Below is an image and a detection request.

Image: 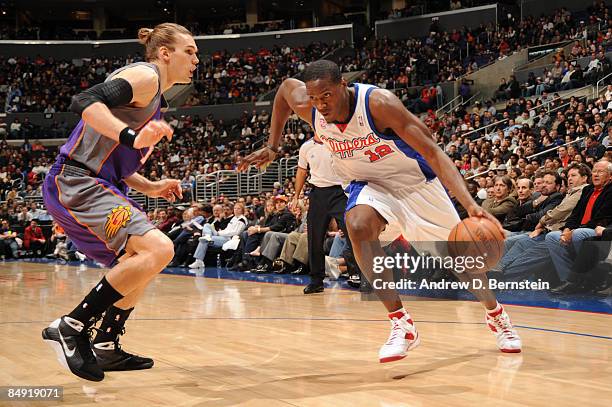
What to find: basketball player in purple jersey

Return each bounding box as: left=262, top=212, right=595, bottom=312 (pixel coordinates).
left=241, top=60, right=521, bottom=363
left=42, top=23, right=198, bottom=381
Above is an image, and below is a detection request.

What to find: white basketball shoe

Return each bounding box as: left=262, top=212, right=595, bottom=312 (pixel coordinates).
left=486, top=303, right=522, bottom=353
left=379, top=308, right=420, bottom=363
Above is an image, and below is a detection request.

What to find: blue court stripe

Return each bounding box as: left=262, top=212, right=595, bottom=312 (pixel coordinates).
left=7, top=258, right=612, bottom=315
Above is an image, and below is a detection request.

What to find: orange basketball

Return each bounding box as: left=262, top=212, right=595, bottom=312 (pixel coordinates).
left=447, top=217, right=504, bottom=274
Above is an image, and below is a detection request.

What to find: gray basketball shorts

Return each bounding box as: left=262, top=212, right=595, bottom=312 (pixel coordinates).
left=43, top=165, right=155, bottom=267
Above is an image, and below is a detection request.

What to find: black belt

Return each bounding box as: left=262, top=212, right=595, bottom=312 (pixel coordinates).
left=52, top=158, right=92, bottom=177
left=63, top=158, right=91, bottom=172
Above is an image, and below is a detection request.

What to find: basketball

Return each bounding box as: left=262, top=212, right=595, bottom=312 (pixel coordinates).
left=447, top=217, right=505, bottom=273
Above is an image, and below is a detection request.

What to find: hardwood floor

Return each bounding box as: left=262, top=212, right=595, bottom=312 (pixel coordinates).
left=0, top=261, right=610, bottom=406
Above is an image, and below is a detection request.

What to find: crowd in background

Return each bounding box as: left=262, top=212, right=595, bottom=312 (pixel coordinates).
left=186, top=42, right=336, bottom=105
left=3, top=3, right=611, bottom=113
left=0, top=55, right=144, bottom=114
left=351, top=5, right=610, bottom=91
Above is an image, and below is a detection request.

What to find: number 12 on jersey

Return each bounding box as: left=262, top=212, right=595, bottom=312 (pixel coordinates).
left=364, top=145, right=394, bottom=162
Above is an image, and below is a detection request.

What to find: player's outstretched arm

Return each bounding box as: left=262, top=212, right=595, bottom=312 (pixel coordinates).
left=70, top=65, right=172, bottom=149
left=124, top=172, right=182, bottom=202
left=238, top=78, right=312, bottom=171
left=368, top=89, right=503, bottom=233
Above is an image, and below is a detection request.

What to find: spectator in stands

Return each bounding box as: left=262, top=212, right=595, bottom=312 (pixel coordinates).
left=250, top=205, right=303, bottom=274
left=17, top=206, right=33, bottom=226
left=585, top=53, right=603, bottom=83
left=29, top=201, right=46, bottom=220
left=482, top=175, right=518, bottom=222
left=169, top=205, right=207, bottom=267
left=558, top=146, right=571, bottom=168
left=560, top=222, right=612, bottom=295
left=49, top=222, right=68, bottom=260
left=24, top=219, right=46, bottom=256
left=188, top=203, right=248, bottom=269
left=545, top=160, right=612, bottom=284
left=516, top=112, right=534, bottom=128
left=602, top=127, right=611, bottom=148
left=507, top=75, right=521, bottom=99
left=583, top=135, right=606, bottom=160
left=502, top=178, right=533, bottom=229
left=251, top=196, right=265, bottom=219
left=209, top=204, right=230, bottom=230
left=275, top=215, right=310, bottom=274
left=494, top=78, right=508, bottom=102
left=496, top=163, right=591, bottom=277
left=504, top=171, right=564, bottom=233
left=236, top=196, right=295, bottom=270
left=0, top=219, right=19, bottom=259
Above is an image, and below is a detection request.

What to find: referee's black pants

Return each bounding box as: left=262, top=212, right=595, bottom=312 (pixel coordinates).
left=307, top=185, right=348, bottom=285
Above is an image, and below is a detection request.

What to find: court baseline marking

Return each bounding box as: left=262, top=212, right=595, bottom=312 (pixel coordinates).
left=1, top=317, right=610, bottom=340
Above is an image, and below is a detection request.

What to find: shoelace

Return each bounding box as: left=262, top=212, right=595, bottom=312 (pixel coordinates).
left=385, top=319, right=405, bottom=345
left=87, top=316, right=128, bottom=355
left=491, top=313, right=517, bottom=339
left=85, top=315, right=102, bottom=341
left=74, top=316, right=103, bottom=364
left=113, top=327, right=127, bottom=354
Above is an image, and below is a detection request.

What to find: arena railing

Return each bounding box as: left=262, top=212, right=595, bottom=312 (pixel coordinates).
left=463, top=91, right=589, bottom=144
left=279, top=156, right=299, bottom=180
left=594, top=72, right=612, bottom=99
left=435, top=95, right=462, bottom=117
left=459, top=118, right=510, bottom=142
left=22, top=195, right=44, bottom=206
left=192, top=155, right=298, bottom=202
left=465, top=136, right=587, bottom=181
left=526, top=85, right=593, bottom=115
left=526, top=137, right=585, bottom=161
left=460, top=91, right=482, bottom=107
left=546, top=95, right=588, bottom=116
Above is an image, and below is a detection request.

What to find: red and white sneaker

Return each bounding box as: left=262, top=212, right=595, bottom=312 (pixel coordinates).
left=379, top=308, right=420, bottom=363
left=486, top=303, right=522, bottom=353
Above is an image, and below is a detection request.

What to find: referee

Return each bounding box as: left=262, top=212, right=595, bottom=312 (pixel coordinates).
left=294, top=136, right=348, bottom=294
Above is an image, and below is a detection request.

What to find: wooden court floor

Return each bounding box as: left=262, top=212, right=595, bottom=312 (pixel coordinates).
left=0, top=261, right=611, bottom=407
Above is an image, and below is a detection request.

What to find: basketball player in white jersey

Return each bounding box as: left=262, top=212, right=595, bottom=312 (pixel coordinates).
left=240, top=60, right=521, bottom=363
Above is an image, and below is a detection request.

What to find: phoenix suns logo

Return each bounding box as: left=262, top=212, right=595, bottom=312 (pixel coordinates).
left=104, top=205, right=132, bottom=239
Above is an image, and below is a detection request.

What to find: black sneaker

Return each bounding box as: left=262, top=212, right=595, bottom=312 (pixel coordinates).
left=42, top=316, right=104, bottom=382
left=359, top=279, right=373, bottom=293
left=92, top=329, right=154, bottom=371
left=291, top=265, right=309, bottom=275
left=346, top=274, right=361, bottom=288
left=303, top=282, right=324, bottom=294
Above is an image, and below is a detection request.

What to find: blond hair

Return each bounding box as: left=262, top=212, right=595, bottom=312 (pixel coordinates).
left=137, top=23, right=192, bottom=62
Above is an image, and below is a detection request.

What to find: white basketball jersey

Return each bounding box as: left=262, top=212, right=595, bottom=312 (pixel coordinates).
left=311, top=83, right=436, bottom=192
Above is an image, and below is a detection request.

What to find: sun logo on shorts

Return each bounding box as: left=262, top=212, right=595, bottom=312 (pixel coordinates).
left=104, top=205, right=132, bottom=239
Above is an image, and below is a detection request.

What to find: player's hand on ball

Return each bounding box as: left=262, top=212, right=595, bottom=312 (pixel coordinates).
left=467, top=203, right=504, bottom=236
left=237, top=147, right=277, bottom=172
left=133, top=120, right=174, bottom=149
left=149, top=179, right=183, bottom=202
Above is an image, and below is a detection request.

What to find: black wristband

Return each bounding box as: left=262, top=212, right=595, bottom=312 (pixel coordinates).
left=266, top=143, right=280, bottom=154
left=119, top=127, right=137, bottom=149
